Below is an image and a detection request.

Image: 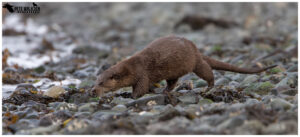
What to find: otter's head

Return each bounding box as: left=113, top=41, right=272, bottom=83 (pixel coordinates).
left=92, top=62, right=134, bottom=97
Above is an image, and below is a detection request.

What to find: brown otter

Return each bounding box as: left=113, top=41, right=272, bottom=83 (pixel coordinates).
left=93, top=35, right=277, bottom=99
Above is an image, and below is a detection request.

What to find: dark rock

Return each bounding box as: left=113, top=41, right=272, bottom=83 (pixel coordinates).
left=39, top=116, right=53, bottom=127
left=157, top=104, right=181, bottom=121
left=125, top=94, right=166, bottom=107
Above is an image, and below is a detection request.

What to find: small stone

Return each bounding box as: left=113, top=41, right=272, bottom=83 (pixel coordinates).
left=198, top=98, right=213, bottom=105
left=24, top=111, right=39, bottom=119
left=74, top=112, right=91, bottom=118
left=287, top=64, right=297, bottom=72
left=157, top=104, right=181, bottom=121
left=270, top=88, right=278, bottom=96
left=53, top=110, right=72, bottom=121
left=215, top=78, right=230, bottom=86
left=126, top=94, right=165, bottom=107
left=275, top=77, right=296, bottom=89
left=111, top=104, right=127, bottom=112
left=239, top=75, right=259, bottom=88
left=232, top=74, right=245, bottom=82
left=281, top=89, right=297, bottom=96
left=245, top=98, right=260, bottom=105
left=78, top=102, right=98, bottom=113
left=271, top=98, right=293, bottom=110
left=44, top=86, right=66, bottom=98
left=229, top=81, right=240, bottom=87
left=217, top=116, right=245, bottom=130
left=262, top=121, right=298, bottom=134
left=111, top=97, right=134, bottom=105
left=194, top=79, right=208, bottom=88
left=55, top=102, right=78, bottom=112
left=178, top=92, right=199, bottom=104
left=39, top=116, right=53, bottom=127
left=15, top=83, right=37, bottom=92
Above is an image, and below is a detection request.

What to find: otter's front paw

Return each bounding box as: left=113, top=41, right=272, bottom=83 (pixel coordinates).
left=132, top=92, right=142, bottom=99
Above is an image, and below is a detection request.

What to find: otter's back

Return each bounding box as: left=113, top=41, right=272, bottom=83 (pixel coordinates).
left=138, top=36, right=198, bottom=81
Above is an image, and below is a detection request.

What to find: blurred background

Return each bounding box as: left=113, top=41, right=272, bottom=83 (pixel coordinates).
left=2, top=3, right=298, bottom=135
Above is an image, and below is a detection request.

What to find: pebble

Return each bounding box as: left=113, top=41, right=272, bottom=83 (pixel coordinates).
left=215, top=78, right=230, bottom=86
left=111, top=97, right=134, bottom=105
left=111, top=104, right=127, bottom=112
left=239, top=75, right=259, bottom=88
left=78, top=102, right=98, bottom=113
left=126, top=94, right=165, bottom=107
left=270, top=98, right=293, bottom=110
left=193, top=79, right=208, bottom=88
left=178, top=92, right=199, bottom=104
left=44, top=86, right=66, bottom=98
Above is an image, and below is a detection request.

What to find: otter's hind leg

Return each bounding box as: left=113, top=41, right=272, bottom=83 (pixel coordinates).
left=194, top=60, right=214, bottom=89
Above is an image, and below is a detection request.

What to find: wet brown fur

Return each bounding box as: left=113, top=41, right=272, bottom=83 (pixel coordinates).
left=93, top=35, right=277, bottom=98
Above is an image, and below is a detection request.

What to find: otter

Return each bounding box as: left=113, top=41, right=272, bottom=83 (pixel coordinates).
left=93, top=35, right=277, bottom=99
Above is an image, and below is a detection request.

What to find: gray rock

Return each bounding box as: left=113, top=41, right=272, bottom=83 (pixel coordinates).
left=92, top=110, right=122, bottom=121
left=193, top=79, right=208, bottom=88
left=229, top=81, right=240, bottom=87
left=262, top=95, right=275, bottom=104
left=275, top=77, right=296, bottom=89
left=53, top=110, right=72, bottom=121
left=111, top=97, right=134, bottom=105
left=17, top=124, right=61, bottom=135
left=69, top=93, right=90, bottom=105
left=73, top=70, right=88, bottom=79
left=245, top=98, right=260, bottom=105
left=3, top=103, right=18, bottom=111
left=146, top=116, right=190, bottom=134
left=15, top=83, right=37, bottom=92
left=62, top=119, right=92, bottom=134
left=9, top=119, right=38, bottom=132
left=24, top=111, right=39, bottom=119
left=270, top=88, right=278, bottom=96
left=74, top=112, right=91, bottom=118
left=281, top=89, right=297, bottom=96
left=78, top=102, right=98, bottom=113
left=293, top=94, right=298, bottom=104
left=239, top=75, right=259, bottom=88
left=271, top=98, right=293, bottom=110
left=234, top=120, right=265, bottom=134
left=126, top=94, right=165, bottom=107
left=232, top=74, right=246, bottom=82
left=55, top=102, right=78, bottom=112
left=243, top=81, right=274, bottom=95
left=111, top=104, right=127, bottom=112
left=157, top=104, right=181, bottom=121
left=178, top=92, right=199, bottom=104
left=39, top=116, right=53, bottom=127
left=262, top=120, right=298, bottom=134
left=44, top=86, right=66, bottom=98
left=287, top=64, right=297, bottom=72
left=177, top=90, right=190, bottom=93
left=198, top=98, right=213, bottom=106
left=217, top=115, right=245, bottom=131
left=215, top=78, right=230, bottom=86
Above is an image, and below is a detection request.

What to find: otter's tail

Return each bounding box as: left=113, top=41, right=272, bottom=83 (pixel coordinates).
left=203, top=55, right=277, bottom=74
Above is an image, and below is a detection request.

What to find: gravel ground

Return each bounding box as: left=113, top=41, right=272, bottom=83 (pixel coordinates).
left=2, top=3, right=298, bottom=135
